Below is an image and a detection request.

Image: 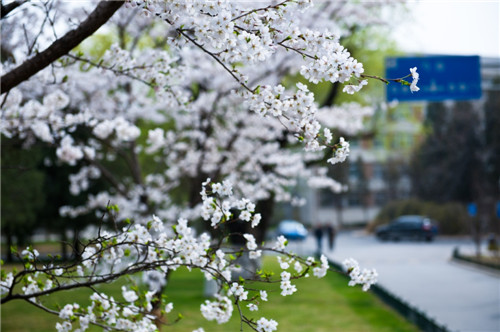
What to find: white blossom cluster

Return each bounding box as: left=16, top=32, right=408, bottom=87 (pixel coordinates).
left=228, top=282, right=248, bottom=301
left=1, top=89, right=68, bottom=141
left=3, top=75, right=348, bottom=224
left=312, top=254, right=329, bottom=278
left=22, top=275, right=53, bottom=301
left=0, top=273, right=14, bottom=296
left=200, top=295, right=233, bottom=324
left=54, top=291, right=158, bottom=332
left=99, top=44, right=189, bottom=112
left=256, top=317, right=279, bottom=332
left=131, top=0, right=365, bottom=88
left=119, top=0, right=406, bottom=157
left=93, top=117, right=141, bottom=142
left=272, top=235, right=288, bottom=251
left=342, top=258, right=378, bottom=291
left=242, top=82, right=324, bottom=151
left=21, top=248, right=40, bottom=260
left=69, top=166, right=101, bottom=196
left=279, top=271, right=297, bottom=296
left=327, top=137, right=350, bottom=165
left=1, top=87, right=143, bottom=168
left=200, top=178, right=262, bottom=229
left=316, top=102, right=375, bottom=136
left=244, top=233, right=262, bottom=259
left=307, top=167, right=346, bottom=193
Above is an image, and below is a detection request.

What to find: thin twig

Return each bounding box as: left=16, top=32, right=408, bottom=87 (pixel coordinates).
left=65, top=54, right=156, bottom=87
left=177, top=29, right=255, bottom=94
left=231, top=0, right=290, bottom=22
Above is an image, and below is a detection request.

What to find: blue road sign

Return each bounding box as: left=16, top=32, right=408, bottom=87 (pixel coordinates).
left=385, top=55, right=482, bottom=102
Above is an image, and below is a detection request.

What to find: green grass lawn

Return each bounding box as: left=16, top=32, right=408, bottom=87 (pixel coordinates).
left=1, top=257, right=418, bottom=332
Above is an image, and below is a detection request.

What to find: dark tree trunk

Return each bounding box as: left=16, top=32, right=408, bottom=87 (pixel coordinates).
left=60, top=229, right=68, bottom=261
left=255, top=194, right=275, bottom=244
left=72, top=228, right=82, bottom=261
left=5, top=231, right=14, bottom=263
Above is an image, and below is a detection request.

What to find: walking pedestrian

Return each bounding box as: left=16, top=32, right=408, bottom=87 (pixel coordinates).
left=325, top=224, right=336, bottom=251
left=313, top=224, right=323, bottom=256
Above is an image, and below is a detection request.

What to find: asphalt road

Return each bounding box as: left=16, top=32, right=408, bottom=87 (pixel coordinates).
left=286, top=231, right=500, bottom=332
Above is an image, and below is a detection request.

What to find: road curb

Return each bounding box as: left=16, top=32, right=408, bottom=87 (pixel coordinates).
left=450, top=257, right=500, bottom=278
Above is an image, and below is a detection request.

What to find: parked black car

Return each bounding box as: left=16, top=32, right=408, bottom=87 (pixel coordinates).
left=375, top=215, right=438, bottom=242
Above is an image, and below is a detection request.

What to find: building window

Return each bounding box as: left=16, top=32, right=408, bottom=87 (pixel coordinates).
left=349, top=162, right=360, bottom=179
left=348, top=191, right=361, bottom=207
left=373, top=164, right=385, bottom=180
left=375, top=192, right=387, bottom=206
left=319, top=189, right=335, bottom=207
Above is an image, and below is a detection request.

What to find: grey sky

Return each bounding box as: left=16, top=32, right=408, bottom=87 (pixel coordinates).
left=393, top=1, right=500, bottom=58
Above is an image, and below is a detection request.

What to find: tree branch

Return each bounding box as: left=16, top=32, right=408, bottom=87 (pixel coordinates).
left=0, top=0, right=124, bottom=94
left=84, top=156, right=130, bottom=198
left=1, top=0, right=28, bottom=19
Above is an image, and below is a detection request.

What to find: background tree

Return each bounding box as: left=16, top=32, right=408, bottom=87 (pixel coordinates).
left=411, top=100, right=499, bottom=204
left=411, top=102, right=480, bottom=202
left=1, top=139, right=45, bottom=261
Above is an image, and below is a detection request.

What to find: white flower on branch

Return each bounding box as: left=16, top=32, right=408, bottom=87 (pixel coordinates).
left=343, top=258, right=378, bottom=291
left=200, top=295, right=233, bottom=324
left=410, top=66, right=420, bottom=93
left=256, top=317, right=278, bottom=332
left=327, top=137, right=350, bottom=165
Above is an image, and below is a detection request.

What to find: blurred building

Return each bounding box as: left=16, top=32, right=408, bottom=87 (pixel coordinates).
left=303, top=56, right=500, bottom=228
